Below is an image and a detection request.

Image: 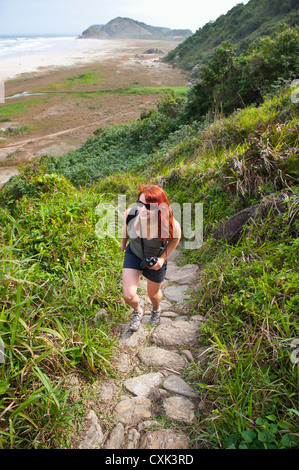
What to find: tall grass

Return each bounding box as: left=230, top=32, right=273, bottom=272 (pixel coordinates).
left=0, top=174, right=126, bottom=448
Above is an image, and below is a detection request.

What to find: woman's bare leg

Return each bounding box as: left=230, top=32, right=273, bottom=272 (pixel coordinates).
left=147, top=279, right=163, bottom=311
left=122, top=268, right=142, bottom=311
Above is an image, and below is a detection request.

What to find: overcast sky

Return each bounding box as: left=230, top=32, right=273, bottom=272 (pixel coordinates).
left=0, top=0, right=251, bottom=36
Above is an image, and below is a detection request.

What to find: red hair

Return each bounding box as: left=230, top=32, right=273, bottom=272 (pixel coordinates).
left=138, top=184, right=173, bottom=241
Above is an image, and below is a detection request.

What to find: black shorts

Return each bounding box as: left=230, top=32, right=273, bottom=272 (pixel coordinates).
left=123, top=243, right=168, bottom=283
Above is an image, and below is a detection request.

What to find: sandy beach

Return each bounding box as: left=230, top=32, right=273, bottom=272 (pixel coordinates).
left=0, top=39, right=135, bottom=82
left=0, top=38, right=188, bottom=186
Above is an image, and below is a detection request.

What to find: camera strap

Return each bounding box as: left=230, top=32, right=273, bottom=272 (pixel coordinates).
left=139, top=216, right=168, bottom=259
left=139, top=217, right=146, bottom=259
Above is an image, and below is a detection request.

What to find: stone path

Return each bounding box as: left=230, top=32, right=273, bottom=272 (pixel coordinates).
left=77, top=246, right=205, bottom=449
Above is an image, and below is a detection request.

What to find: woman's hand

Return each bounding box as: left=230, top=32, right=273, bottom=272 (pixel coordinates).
left=150, top=257, right=165, bottom=270
left=121, top=241, right=127, bottom=252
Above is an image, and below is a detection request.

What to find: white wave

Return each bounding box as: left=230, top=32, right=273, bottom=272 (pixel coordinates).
left=0, top=36, right=77, bottom=58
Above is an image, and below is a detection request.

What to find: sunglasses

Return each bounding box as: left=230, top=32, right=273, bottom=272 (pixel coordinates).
left=136, top=199, right=159, bottom=211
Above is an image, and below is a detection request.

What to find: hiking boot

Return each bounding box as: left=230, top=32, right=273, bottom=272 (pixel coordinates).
left=129, top=308, right=143, bottom=332
left=150, top=308, right=161, bottom=326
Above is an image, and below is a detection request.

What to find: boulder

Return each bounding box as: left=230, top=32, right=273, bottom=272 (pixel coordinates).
left=213, top=192, right=293, bottom=244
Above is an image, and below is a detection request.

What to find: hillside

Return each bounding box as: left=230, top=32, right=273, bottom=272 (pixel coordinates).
left=0, top=23, right=298, bottom=450
left=80, top=17, right=192, bottom=40
left=164, top=0, right=299, bottom=69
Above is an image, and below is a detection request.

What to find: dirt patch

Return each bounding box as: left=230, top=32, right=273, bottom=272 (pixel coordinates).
left=0, top=40, right=188, bottom=185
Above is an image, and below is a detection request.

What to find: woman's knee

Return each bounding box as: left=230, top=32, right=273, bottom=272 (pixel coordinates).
left=123, top=289, right=138, bottom=304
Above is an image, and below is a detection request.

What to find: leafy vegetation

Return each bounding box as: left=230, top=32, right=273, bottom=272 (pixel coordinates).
left=164, top=0, right=299, bottom=70
left=0, top=14, right=298, bottom=449
left=183, top=25, right=299, bottom=121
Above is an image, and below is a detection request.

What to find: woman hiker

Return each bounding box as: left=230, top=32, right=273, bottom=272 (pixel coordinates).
left=121, top=184, right=181, bottom=331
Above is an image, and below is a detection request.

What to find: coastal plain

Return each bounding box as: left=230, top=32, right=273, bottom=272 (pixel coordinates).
left=0, top=39, right=188, bottom=185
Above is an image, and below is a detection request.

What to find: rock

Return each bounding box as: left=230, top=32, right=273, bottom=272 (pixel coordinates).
left=213, top=192, right=293, bottom=244
left=163, top=285, right=189, bottom=302
left=124, top=372, right=163, bottom=397
left=139, top=429, right=189, bottom=449
left=127, top=429, right=140, bottom=449
left=174, top=315, right=189, bottom=321
left=159, top=300, right=174, bottom=311
left=151, top=320, right=200, bottom=347
left=150, top=388, right=170, bottom=401
left=143, top=48, right=165, bottom=54
left=118, top=323, right=149, bottom=347
left=78, top=410, right=104, bottom=449
left=138, top=346, right=187, bottom=372
left=114, top=396, right=152, bottom=425
left=160, top=311, right=179, bottom=318
left=189, top=64, right=200, bottom=78
left=163, top=396, right=195, bottom=424
left=162, top=375, right=198, bottom=398
left=104, top=423, right=124, bottom=449
left=99, top=382, right=116, bottom=403
left=190, top=315, right=205, bottom=324
left=114, top=351, right=131, bottom=373
left=165, top=263, right=199, bottom=284
left=181, top=349, right=194, bottom=362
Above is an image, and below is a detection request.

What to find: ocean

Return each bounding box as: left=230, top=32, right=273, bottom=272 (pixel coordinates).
left=0, top=35, right=78, bottom=59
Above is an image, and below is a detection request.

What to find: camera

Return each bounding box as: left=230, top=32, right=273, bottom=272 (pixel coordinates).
left=140, top=257, right=158, bottom=268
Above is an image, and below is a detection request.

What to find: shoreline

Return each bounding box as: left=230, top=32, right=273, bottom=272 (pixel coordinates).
left=0, top=39, right=187, bottom=187
left=0, top=39, right=139, bottom=82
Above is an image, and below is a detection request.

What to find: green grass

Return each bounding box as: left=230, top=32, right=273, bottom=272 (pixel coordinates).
left=0, top=99, right=44, bottom=117
left=70, top=86, right=188, bottom=99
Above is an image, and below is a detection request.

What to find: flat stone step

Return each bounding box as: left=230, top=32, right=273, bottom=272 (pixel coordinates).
left=138, top=346, right=187, bottom=372
left=163, top=285, right=190, bottom=302
left=118, top=324, right=150, bottom=347
left=114, top=396, right=152, bottom=425
left=165, top=263, right=199, bottom=285
left=124, top=372, right=163, bottom=397
left=151, top=319, right=201, bottom=347
left=162, top=396, right=195, bottom=424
